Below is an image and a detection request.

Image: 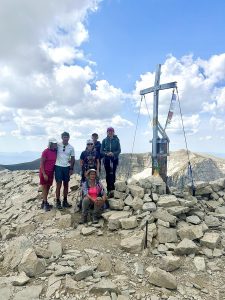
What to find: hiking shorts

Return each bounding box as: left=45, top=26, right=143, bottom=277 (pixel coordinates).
left=55, top=166, right=70, bottom=183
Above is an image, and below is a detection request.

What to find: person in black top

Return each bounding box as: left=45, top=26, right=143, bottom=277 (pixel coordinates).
left=101, top=127, right=121, bottom=194
left=92, top=133, right=101, bottom=156
left=92, top=132, right=102, bottom=173
left=80, top=139, right=100, bottom=182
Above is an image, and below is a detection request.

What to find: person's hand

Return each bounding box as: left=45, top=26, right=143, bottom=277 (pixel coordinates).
left=43, top=174, right=48, bottom=181
left=108, top=152, right=114, bottom=157
left=96, top=197, right=104, bottom=206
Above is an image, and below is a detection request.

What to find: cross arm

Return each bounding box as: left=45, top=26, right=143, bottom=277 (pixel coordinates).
left=140, top=82, right=177, bottom=96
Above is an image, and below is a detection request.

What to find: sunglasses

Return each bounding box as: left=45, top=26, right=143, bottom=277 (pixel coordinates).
left=63, top=145, right=66, bottom=151
left=87, top=143, right=93, bottom=146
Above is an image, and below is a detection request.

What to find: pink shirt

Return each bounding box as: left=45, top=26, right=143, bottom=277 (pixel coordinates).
left=88, top=186, right=98, bottom=201
left=41, top=148, right=57, bottom=172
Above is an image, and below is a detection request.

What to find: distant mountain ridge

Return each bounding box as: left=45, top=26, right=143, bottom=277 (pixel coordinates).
left=1, top=150, right=225, bottom=187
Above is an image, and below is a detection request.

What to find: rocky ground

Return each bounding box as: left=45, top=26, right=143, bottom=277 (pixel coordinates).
left=1, top=170, right=225, bottom=300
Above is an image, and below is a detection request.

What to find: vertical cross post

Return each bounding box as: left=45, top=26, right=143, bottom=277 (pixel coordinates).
left=140, top=64, right=177, bottom=182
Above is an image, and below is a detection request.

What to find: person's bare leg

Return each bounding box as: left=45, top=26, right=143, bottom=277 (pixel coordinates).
left=63, top=181, right=72, bottom=207
left=56, top=181, right=63, bottom=209
left=63, top=181, right=69, bottom=199
left=56, top=181, right=62, bottom=200
left=42, top=185, right=48, bottom=202
left=42, top=185, right=52, bottom=211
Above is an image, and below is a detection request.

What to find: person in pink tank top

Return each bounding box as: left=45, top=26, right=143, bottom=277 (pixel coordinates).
left=39, top=138, right=57, bottom=211
left=79, top=169, right=106, bottom=224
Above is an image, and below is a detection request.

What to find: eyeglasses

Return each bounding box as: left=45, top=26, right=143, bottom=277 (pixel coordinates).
left=63, top=145, right=66, bottom=151
left=87, top=143, right=93, bottom=145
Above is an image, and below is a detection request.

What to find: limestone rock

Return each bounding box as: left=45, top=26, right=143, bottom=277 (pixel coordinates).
left=13, top=285, right=43, bottom=300
left=97, top=254, right=113, bottom=274
left=108, top=211, right=132, bottom=230
left=127, top=185, right=145, bottom=198
left=16, top=223, right=36, bottom=235
left=74, top=265, right=94, bottom=281
left=175, top=238, right=198, bottom=255
left=3, top=235, right=31, bottom=270
left=120, top=231, right=145, bottom=253
left=81, top=227, right=97, bottom=236
left=12, top=271, right=30, bottom=286
left=108, top=198, right=125, bottom=210
left=204, top=215, right=220, bottom=227
left=146, top=266, right=177, bottom=290
left=90, top=279, right=119, bottom=294
left=58, top=214, right=72, bottom=229
left=65, top=274, right=80, bottom=293
left=18, top=248, right=46, bottom=277
left=157, top=226, right=178, bottom=243
left=157, top=195, right=179, bottom=207
left=35, top=246, right=52, bottom=259
left=200, top=232, right=220, bottom=249
left=153, top=209, right=177, bottom=226
left=167, top=206, right=190, bottom=216
left=46, top=274, right=61, bottom=298
left=113, top=190, right=127, bottom=200
left=115, top=181, right=127, bottom=192
left=124, top=195, right=143, bottom=210
left=142, top=202, right=157, bottom=212
left=120, top=216, right=138, bottom=229
left=48, top=240, right=62, bottom=258
left=186, top=215, right=201, bottom=225
left=160, top=256, right=182, bottom=271
left=55, top=266, right=74, bottom=276
left=194, top=256, right=206, bottom=271
left=177, top=224, right=203, bottom=240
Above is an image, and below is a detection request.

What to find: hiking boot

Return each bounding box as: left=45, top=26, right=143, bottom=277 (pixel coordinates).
left=43, top=202, right=52, bottom=212
left=92, top=216, right=99, bottom=224
left=62, top=200, right=72, bottom=208
left=56, top=200, right=63, bottom=210
left=41, top=201, right=53, bottom=210
left=79, top=215, right=88, bottom=224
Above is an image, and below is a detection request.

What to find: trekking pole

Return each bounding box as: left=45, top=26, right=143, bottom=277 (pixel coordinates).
left=144, top=220, right=148, bottom=249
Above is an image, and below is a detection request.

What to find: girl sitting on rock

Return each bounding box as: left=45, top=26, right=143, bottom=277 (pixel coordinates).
left=79, top=169, right=106, bottom=224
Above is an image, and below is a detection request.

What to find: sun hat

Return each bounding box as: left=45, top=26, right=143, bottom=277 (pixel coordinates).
left=107, top=127, right=114, bottom=132
left=48, top=138, right=57, bottom=144
left=86, top=169, right=97, bottom=176
left=86, top=139, right=94, bottom=145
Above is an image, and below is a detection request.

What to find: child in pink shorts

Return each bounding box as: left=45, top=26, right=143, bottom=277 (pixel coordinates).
left=39, top=138, right=57, bottom=211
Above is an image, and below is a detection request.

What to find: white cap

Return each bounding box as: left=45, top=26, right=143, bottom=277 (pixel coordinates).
left=86, top=139, right=93, bottom=145
left=48, top=138, right=57, bottom=144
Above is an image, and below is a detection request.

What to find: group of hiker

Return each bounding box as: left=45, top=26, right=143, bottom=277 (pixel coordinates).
left=39, top=128, right=121, bottom=224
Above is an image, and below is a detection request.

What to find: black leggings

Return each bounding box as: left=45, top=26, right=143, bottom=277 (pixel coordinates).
left=104, top=158, right=118, bottom=191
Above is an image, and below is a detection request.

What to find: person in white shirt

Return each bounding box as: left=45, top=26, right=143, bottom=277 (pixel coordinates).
left=55, top=132, right=75, bottom=209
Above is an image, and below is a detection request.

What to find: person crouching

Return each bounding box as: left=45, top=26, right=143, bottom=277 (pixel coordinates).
left=39, top=138, right=57, bottom=211
left=79, top=169, right=106, bottom=224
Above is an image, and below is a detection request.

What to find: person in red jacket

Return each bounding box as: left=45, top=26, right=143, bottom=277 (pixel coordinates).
left=39, top=138, right=57, bottom=211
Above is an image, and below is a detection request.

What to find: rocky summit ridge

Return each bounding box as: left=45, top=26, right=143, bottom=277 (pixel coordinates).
left=1, top=170, right=225, bottom=299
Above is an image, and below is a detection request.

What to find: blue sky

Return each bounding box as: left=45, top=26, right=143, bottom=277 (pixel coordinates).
left=0, top=0, right=225, bottom=162
left=84, top=0, right=225, bottom=90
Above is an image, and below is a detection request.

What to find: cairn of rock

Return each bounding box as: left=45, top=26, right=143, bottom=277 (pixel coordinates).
left=0, top=169, right=225, bottom=299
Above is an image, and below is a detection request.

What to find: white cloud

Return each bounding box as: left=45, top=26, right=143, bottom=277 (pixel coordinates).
left=134, top=54, right=225, bottom=117
left=166, top=114, right=200, bottom=135
left=199, top=136, right=212, bottom=141
left=0, top=0, right=131, bottom=141
left=210, top=116, right=225, bottom=131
